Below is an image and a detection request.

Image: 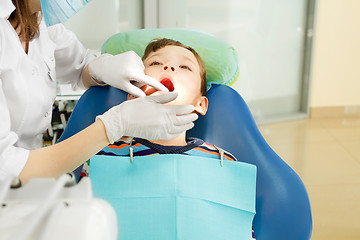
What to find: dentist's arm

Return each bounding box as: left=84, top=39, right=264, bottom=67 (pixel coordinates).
left=20, top=120, right=109, bottom=183
left=19, top=92, right=197, bottom=183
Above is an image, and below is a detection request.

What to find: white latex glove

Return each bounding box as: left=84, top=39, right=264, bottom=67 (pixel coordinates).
left=88, top=51, right=168, bottom=97
left=96, top=92, right=199, bottom=144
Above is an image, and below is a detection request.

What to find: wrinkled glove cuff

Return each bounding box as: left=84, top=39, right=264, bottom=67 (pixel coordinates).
left=96, top=115, right=123, bottom=144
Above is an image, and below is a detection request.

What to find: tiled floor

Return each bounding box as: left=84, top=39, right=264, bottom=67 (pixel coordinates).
left=258, top=117, right=360, bottom=240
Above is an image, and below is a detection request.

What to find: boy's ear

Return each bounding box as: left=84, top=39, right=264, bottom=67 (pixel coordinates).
left=195, top=96, right=208, bottom=116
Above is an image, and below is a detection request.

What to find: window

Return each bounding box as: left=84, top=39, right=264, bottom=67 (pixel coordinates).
left=145, top=0, right=316, bottom=123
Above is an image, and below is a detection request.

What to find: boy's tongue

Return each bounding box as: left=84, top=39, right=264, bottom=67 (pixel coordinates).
left=145, top=78, right=175, bottom=96
left=160, top=78, right=175, bottom=92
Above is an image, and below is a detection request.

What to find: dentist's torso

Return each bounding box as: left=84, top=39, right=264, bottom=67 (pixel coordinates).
left=0, top=3, right=95, bottom=176
left=0, top=19, right=57, bottom=150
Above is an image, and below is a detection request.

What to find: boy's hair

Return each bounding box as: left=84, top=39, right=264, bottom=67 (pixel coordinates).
left=143, top=38, right=207, bottom=96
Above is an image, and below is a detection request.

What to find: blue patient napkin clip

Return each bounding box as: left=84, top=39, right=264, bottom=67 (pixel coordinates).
left=128, top=137, right=134, bottom=164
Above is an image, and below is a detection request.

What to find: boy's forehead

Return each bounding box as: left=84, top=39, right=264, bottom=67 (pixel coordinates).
left=146, top=46, right=197, bottom=63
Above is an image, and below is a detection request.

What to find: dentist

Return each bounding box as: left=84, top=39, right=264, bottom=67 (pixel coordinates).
left=0, top=0, right=198, bottom=183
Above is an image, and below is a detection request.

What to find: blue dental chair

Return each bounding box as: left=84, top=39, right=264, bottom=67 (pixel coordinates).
left=58, top=29, right=312, bottom=240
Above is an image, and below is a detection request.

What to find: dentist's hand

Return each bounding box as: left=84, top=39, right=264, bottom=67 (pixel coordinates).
left=96, top=92, right=198, bottom=144
left=88, top=51, right=168, bottom=97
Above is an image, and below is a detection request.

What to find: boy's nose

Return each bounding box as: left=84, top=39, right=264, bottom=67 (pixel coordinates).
left=163, top=65, right=175, bottom=71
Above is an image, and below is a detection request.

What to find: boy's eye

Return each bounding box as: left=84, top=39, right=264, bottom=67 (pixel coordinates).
left=180, top=65, right=192, bottom=71
left=149, top=61, right=161, bottom=66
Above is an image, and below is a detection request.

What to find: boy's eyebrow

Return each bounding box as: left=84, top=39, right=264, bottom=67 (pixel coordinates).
left=182, top=55, right=197, bottom=66
left=145, top=52, right=197, bottom=67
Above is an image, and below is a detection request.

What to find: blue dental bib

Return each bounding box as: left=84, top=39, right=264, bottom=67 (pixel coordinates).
left=89, top=154, right=256, bottom=240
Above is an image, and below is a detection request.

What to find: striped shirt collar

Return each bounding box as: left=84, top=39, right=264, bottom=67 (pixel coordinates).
left=135, top=137, right=204, bottom=154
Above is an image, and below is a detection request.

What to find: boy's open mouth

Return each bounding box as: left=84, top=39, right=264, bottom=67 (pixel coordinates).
left=144, top=77, right=175, bottom=96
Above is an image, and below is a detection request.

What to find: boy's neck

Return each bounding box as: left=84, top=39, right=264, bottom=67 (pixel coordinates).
left=150, top=132, right=187, bottom=146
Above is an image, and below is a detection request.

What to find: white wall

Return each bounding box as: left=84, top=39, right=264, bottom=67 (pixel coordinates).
left=311, top=0, right=360, bottom=107
left=63, top=0, right=143, bottom=50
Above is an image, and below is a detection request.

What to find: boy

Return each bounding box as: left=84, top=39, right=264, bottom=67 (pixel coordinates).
left=89, top=38, right=237, bottom=167
left=85, top=38, right=256, bottom=240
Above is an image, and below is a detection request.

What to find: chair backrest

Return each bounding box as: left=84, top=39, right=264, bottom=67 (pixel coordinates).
left=58, top=84, right=312, bottom=240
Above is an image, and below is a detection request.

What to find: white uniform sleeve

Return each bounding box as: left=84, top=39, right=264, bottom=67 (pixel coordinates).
left=47, top=24, right=100, bottom=90
left=0, top=19, right=30, bottom=181
left=0, top=79, right=29, bottom=181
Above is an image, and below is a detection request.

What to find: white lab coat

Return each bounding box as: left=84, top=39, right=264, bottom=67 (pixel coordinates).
left=0, top=1, right=98, bottom=180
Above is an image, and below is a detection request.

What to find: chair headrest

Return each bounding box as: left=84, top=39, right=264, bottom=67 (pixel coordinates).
left=101, top=28, right=239, bottom=90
